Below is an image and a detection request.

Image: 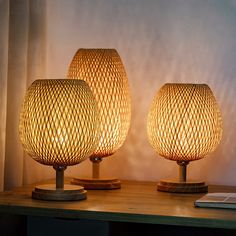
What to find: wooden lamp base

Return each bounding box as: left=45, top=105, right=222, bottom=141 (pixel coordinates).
left=32, top=166, right=87, bottom=201
left=157, top=161, right=208, bottom=193
left=32, top=184, right=87, bottom=201
left=157, top=179, right=208, bottom=193
left=71, top=178, right=121, bottom=190
left=71, top=157, right=121, bottom=190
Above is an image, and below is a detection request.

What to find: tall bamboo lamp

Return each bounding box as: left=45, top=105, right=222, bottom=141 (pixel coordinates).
left=68, top=49, right=131, bottom=189
left=147, top=83, right=223, bottom=193
left=19, top=79, right=99, bottom=200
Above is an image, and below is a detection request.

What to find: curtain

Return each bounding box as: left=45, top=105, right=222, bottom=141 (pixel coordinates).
left=0, top=0, right=47, bottom=191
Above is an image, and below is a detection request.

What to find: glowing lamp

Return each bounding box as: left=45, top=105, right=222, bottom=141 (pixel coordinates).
left=68, top=49, right=131, bottom=189
left=147, top=83, right=222, bottom=193
left=19, top=79, right=99, bottom=200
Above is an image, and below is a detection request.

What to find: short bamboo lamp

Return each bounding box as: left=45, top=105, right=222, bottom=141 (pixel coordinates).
left=19, top=79, right=99, bottom=200
left=68, top=49, right=131, bottom=189
left=147, top=83, right=223, bottom=193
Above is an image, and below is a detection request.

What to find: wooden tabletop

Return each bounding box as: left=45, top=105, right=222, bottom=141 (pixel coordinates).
left=0, top=180, right=236, bottom=229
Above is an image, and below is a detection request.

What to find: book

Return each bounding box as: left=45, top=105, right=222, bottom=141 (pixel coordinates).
left=195, top=193, right=236, bottom=209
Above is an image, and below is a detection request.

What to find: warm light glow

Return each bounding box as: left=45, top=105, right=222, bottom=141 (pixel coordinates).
left=147, top=83, right=223, bottom=162
left=19, top=79, right=100, bottom=166
left=67, top=49, right=131, bottom=158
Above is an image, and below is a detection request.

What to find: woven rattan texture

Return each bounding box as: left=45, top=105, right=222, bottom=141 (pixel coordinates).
left=19, top=79, right=99, bottom=166
left=147, top=83, right=223, bottom=162
left=68, top=49, right=131, bottom=158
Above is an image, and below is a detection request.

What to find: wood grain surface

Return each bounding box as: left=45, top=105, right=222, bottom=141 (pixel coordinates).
left=71, top=178, right=121, bottom=190
left=0, top=180, right=236, bottom=229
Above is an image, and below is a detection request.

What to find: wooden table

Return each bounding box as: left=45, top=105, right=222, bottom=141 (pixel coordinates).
left=0, top=180, right=236, bottom=234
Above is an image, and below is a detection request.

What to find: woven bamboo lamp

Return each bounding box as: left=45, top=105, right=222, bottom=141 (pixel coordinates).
left=19, top=79, right=99, bottom=201
left=68, top=49, right=131, bottom=189
left=147, top=83, right=223, bottom=193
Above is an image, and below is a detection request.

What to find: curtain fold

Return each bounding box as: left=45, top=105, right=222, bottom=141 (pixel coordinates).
left=23, top=0, right=48, bottom=186
left=0, top=0, right=9, bottom=192
left=0, top=0, right=47, bottom=191
left=4, top=0, right=29, bottom=190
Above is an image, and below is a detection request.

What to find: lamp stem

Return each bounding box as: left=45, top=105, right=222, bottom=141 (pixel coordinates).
left=54, top=165, right=67, bottom=189
left=90, top=157, right=102, bottom=179
left=177, top=161, right=189, bottom=182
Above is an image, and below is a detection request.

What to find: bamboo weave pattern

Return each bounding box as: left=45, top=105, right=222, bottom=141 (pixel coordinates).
left=68, top=49, right=131, bottom=158
left=147, top=83, right=223, bottom=162
left=19, top=79, right=99, bottom=166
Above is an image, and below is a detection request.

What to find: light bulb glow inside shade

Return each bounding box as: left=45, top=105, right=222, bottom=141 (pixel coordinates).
left=19, top=79, right=100, bottom=166
left=67, top=49, right=131, bottom=158
left=147, top=83, right=223, bottom=162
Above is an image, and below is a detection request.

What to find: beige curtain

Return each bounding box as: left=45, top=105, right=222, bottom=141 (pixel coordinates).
left=0, top=0, right=47, bottom=191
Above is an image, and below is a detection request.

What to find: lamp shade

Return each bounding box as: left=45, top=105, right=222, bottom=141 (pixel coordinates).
left=19, top=79, right=99, bottom=200
left=147, top=83, right=223, bottom=193
left=147, top=83, right=223, bottom=162
left=68, top=49, right=131, bottom=158
left=67, top=48, right=131, bottom=190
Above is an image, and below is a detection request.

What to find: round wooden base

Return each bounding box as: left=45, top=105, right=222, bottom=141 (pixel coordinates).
left=71, top=178, right=121, bottom=190
left=157, top=179, right=208, bottom=193
left=32, top=184, right=87, bottom=201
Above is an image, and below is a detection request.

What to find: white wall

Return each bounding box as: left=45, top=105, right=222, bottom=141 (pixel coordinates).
left=45, top=0, right=236, bottom=186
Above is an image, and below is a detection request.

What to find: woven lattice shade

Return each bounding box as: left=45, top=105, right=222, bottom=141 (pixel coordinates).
left=19, top=79, right=99, bottom=166
left=68, top=49, right=131, bottom=158
left=147, top=83, right=223, bottom=162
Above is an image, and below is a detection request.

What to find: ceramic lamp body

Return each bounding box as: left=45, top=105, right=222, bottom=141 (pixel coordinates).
left=68, top=49, right=131, bottom=189
left=147, top=83, right=223, bottom=193
left=19, top=79, right=100, bottom=200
